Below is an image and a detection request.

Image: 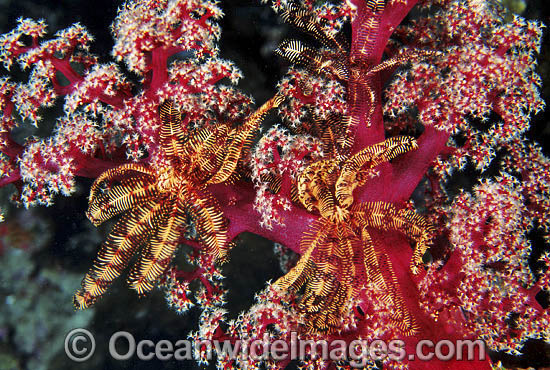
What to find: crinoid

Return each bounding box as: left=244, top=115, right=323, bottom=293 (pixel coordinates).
left=275, top=0, right=436, bottom=156
left=274, top=136, right=434, bottom=334
left=74, top=95, right=282, bottom=309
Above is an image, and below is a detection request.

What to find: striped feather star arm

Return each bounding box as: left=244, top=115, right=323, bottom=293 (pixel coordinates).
left=159, top=100, right=186, bottom=160
left=207, top=94, right=284, bottom=185
left=88, top=163, right=157, bottom=204
left=184, top=188, right=229, bottom=261
left=335, top=136, right=418, bottom=208
left=127, top=198, right=184, bottom=295
left=296, top=159, right=338, bottom=214
left=87, top=174, right=159, bottom=226
left=356, top=201, right=434, bottom=274
left=274, top=217, right=331, bottom=291
left=356, top=220, right=419, bottom=335
left=74, top=199, right=159, bottom=309
left=279, top=4, right=348, bottom=52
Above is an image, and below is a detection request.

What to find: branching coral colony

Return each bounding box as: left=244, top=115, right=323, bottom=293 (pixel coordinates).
left=0, top=0, right=548, bottom=369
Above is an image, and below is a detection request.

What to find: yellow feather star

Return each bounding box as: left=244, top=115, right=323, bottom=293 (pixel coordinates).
left=74, top=95, right=282, bottom=309
left=274, top=136, right=434, bottom=334
left=276, top=3, right=437, bottom=158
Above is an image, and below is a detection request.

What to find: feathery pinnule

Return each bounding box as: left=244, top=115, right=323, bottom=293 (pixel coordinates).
left=128, top=200, right=182, bottom=294
left=335, top=136, right=418, bottom=208
left=354, top=0, right=384, bottom=60
left=159, top=100, right=186, bottom=159
left=358, top=201, right=435, bottom=274
left=366, top=0, right=385, bottom=12
left=297, top=159, right=338, bottom=214
left=87, top=171, right=158, bottom=226
left=274, top=219, right=351, bottom=333
left=357, top=220, right=419, bottom=335
left=74, top=199, right=159, bottom=309
left=185, top=188, right=229, bottom=261
left=280, top=4, right=348, bottom=52
left=208, top=94, right=284, bottom=184
left=276, top=40, right=319, bottom=68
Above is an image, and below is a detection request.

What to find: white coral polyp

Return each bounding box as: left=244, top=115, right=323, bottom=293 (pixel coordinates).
left=111, top=0, right=223, bottom=74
